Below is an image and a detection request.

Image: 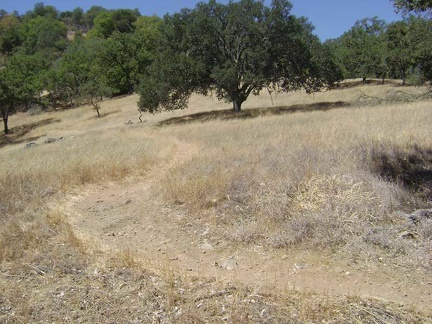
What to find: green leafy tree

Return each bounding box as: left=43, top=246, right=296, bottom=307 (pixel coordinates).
left=334, top=17, right=387, bottom=81
left=88, top=11, right=115, bottom=38
left=44, top=38, right=89, bottom=106
left=0, top=53, right=47, bottom=133
left=44, top=37, right=106, bottom=107
left=97, top=31, right=152, bottom=95
left=0, top=9, right=7, bottom=20
left=0, top=76, right=14, bottom=134
left=4, top=53, right=47, bottom=107
left=134, top=15, right=162, bottom=37
left=25, top=2, right=59, bottom=20
left=0, top=14, right=22, bottom=55
left=59, top=10, right=73, bottom=28
left=88, top=9, right=139, bottom=38
left=72, top=7, right=85, bottom=31
left=84, top=6, right=107, bottom=31
left=310, top=39, right=344, bottom=87
left=18, top=16, right=68, bottom=56
left=392, top=0, right=432, bottom=82
left=392, top=0, right=432, bottom=14
left=60, top=7, right=85, bottom=32
left=79, top=79, right=112, bottom=117
left=139, top=0, right=339, bottom=113
left=406, top=16, right=432, bottom=81
left=112, top=9, right=140, bottom=33
left=386, top=20, right=412, bottom=84
left=134, top=15, right=163, bottom=54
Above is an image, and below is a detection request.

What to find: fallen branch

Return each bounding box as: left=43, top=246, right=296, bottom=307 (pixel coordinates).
left=138, top=108, right=143, bottom=123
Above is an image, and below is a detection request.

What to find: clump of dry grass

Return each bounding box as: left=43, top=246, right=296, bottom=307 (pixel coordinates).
left=368, top=143, right=432, bottom=200
left=0, top=122, right=175, bottom=282
left=161, top=100, right=432, bottom=268
left=1, top=214, right=428, bottom=323
left=0, top=128, right=172, bottom=223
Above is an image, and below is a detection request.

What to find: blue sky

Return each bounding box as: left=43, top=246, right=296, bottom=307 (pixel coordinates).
left=1, top=1, right=402, bottom=40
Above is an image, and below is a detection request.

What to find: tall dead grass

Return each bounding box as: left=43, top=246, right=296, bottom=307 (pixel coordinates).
left=0, top=126, right=175, bottom=265
left=161, top=100, right=432, bottom=268
left=0, top=128, right=171, bottom=222
left=1, top=84, right=431, bottom=321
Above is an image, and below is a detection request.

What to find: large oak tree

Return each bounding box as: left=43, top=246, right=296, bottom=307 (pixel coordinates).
left=392, top=0, right=432, bottom=14
left=332, top=17, right=387, bottom=81
left=0, top=53, right=47, bottom=134
left=138, top=0, right=341, bottom=113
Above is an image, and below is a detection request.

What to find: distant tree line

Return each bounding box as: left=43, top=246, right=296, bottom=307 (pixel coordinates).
left=0, top=3, right=162, bottom=133
left=327, top=15, right=432, bottom=85
left=0, top=0, right=431, bottom=134
left=327, top=0, right=432, bottom=85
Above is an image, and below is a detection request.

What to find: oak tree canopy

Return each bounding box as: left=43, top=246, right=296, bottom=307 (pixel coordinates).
left=138, top=0, right=341, bottom=112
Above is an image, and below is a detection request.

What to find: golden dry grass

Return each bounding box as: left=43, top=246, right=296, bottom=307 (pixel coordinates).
left=1, top=81, right=431, bottom=322
left=159, top=99, right=431, bottom=267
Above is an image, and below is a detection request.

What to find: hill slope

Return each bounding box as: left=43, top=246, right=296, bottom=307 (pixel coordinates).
left=1, top=81, right=431, bottom=322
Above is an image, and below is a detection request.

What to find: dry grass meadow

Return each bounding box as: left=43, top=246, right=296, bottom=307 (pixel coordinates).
left=1, top=80, right=431, bottom=322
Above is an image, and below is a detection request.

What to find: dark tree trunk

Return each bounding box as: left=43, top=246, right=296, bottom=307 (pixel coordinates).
left=232, top=100, right=242, bottom=112
left=231, top=86, right=253, bottom=112
left=1, top=109, right=9, bottom=135
left=3, top=119, right=9, bottom=135
left=91, top=97, right=101, bottom=117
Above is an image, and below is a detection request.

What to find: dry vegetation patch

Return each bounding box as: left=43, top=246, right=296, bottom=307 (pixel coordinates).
left=1, top=84, right=432, bottom=321
left=160, top=100, right=432, bottom=270
left=0, top=118, right=60, bottom=148
left=0, top=128, right=170, bottom=224
left=1, top=213, right=427, bottom=323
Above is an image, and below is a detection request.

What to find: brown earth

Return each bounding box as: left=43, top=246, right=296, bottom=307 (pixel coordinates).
left=62, top=137, right=432, bottom=314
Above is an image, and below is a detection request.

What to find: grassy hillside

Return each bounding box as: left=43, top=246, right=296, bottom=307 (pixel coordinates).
left=1, top=81, right=431, bottom=322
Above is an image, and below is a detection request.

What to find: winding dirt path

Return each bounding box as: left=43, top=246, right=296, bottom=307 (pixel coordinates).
left=63, top=138, right=432, bottom=312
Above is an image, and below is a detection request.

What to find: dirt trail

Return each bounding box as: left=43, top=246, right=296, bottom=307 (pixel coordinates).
left=64, top=139, right=432, bottom=312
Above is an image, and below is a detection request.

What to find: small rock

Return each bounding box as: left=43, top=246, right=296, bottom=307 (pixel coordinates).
left=44, top=136, right=63, bottom=144
left=294, top=263, right=308, bottom=270
left=25, top=142, right=38, bottom=149
left=42, top=187, right=55, bottom=197
left=218, top=257, right=238, bottom=270
left=400, top=231, right=416, bottom=239
left=55, top=291, right=65, bottom=298
left=199, top=242, right=214, bottom=251
left=401, top=208, right=432, bottom=224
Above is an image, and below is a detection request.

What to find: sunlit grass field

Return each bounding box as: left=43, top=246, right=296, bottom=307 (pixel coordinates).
left=1, top=81, right=431, bottom=322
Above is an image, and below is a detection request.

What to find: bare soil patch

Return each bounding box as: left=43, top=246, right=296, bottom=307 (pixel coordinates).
left=64, top=138, right=432, bottom=313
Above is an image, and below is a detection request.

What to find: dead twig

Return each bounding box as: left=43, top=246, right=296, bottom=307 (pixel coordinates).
left=138, top=108, right=143, bottom=123
left=27, top=264, right=47, bottom=276
left=194, top=288, right=235, bottom=302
